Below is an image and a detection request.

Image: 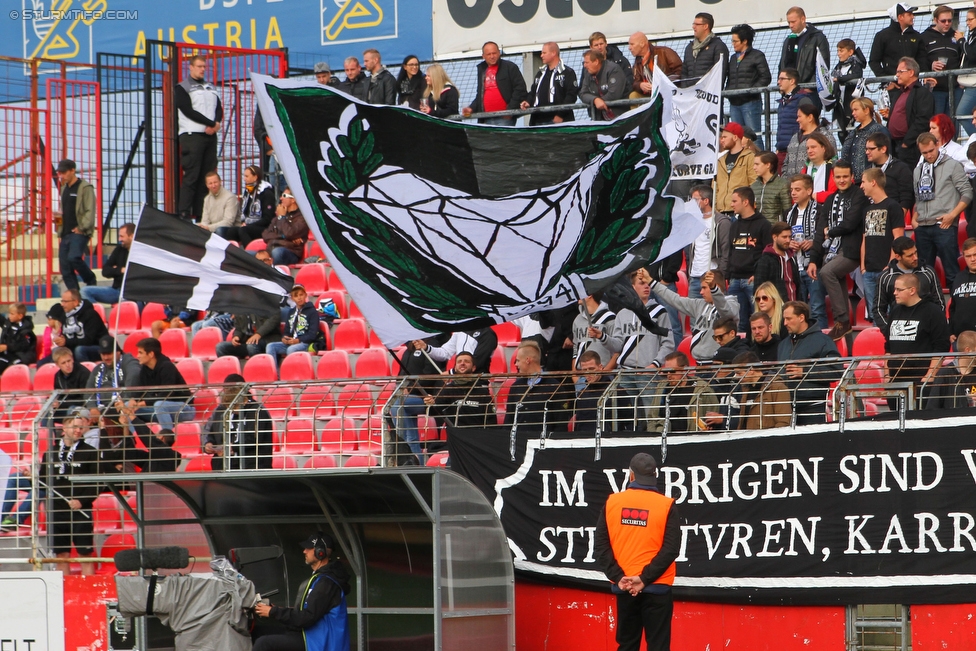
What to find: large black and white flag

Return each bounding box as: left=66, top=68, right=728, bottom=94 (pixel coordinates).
left=252, top=74, right=703, bottom=346
left=124, top=206, right=293, bottom=317
left=653, top=59, right=723, bottom=180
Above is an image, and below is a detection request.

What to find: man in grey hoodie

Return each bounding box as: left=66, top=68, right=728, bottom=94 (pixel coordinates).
left=913, top=132, right=972, bottom=290
left=650, top=270, right=739, bottom=363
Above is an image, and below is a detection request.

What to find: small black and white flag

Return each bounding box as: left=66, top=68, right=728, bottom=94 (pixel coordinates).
left=123, top=206, right=293, bottom=317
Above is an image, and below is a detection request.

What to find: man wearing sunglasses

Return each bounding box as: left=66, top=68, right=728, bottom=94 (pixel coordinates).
left=920, top=5, right=963, bottom=117
left=261, top=188, right=309, bottom=265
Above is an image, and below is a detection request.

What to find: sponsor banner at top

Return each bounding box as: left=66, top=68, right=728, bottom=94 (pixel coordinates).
left=3, top=0, right=431, bottom=67
left=432, top=0, right=892, bottom=58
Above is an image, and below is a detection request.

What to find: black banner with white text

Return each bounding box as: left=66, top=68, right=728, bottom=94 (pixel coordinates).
left=449, top=414, right=976, bottom=604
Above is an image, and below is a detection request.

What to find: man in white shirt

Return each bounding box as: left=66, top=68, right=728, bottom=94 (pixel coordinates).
left=687, top=184, right=731, bottom=299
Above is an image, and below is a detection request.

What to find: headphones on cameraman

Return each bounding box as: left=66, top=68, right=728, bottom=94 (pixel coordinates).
left=313, top=532, right=329, bottom=561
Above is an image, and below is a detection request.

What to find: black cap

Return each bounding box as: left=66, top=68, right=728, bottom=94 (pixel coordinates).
left=57, top=159, right=76, bottom=173
left=713, top=347, right=739, bottom=363
left=99, top=335, right=119, bottom=355
left=630, top=453, right=658, bottom=485
left=896, top=3, right=917, bottom=15
left=301, top=532, right=333, bottom=550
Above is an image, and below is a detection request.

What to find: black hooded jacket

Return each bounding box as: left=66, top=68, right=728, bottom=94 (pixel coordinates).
left=270, top=559, right=351, bottom=630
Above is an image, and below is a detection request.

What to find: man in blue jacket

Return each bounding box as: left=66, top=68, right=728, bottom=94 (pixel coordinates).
left=266, top=284, right=324, bottom=367
left=254, top=532, right=351, bottom=651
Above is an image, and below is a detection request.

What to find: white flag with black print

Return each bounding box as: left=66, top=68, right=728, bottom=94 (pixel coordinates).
left=123, top=206, right=293, bottom=317
left=816, top=48, right=836, bottom=111
left=652, top=58, right=723, bottom=180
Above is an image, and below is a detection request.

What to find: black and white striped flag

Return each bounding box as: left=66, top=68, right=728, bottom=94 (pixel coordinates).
left=123, top=206, right=293, bottom=317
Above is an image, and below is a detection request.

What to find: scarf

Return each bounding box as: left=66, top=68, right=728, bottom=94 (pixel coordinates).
left=786, top=200, right=818, bottom=267
left=57, top=439, right=80, bottom=475
left=93, top=360, right=125, bottom=408
left=823, top=192, right=849, bottom=262
left=692, top=33, right=713, bottom=58
left=916, top=151, right=945, bottom=202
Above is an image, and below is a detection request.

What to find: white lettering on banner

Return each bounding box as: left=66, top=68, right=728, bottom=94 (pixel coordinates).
left=842, top=511, right=975, bottom=555
left=663, top=457, right=821, bottom=505
left=433, top=0, right=896, bottom=58
left=676, top=517, right=821, bottom=562
left=537, top=526, right=597, bottom=563
left=654, top=60, right=723, bottom=181
left=838, top=453, right=944, bottom=494
left=603, top=467, right=631, bottom=494
left=539, top=469, right=588, bottom=506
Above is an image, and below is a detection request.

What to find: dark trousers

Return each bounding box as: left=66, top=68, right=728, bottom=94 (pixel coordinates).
left=252, top=631, right=305, bottom=651
left=178, top=132, right=218, bottom=219
left=615, top=589, right=673, bottom=651
left=59, top=232, right=96, bottom=291
left=217, top=223, right=266, bottom=247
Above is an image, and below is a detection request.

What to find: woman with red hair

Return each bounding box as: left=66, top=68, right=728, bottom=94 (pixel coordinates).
left=929, top=114, right=976, bottom=174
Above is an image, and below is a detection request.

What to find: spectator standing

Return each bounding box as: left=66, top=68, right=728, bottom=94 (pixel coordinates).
left=841, top=98, right=889, bottom=181
left=775, top=70, right=816, bottom=165
left=876, top=236, right=944, bottom=338
left=504, top=341, right=575, bottom=433
left=957, top=9, right=976, bottom=135
left=755, top=282, right=786, bottom=336
left=809, top=161, right=868, bottom=340
left=753, top=221, right=800, bottom=302
left=950, top=238, right=976, bottom=339
left=573, top=294, right=618, bottom=372
left=727, top=187, right=772, bottom=331
left=645, top=251, right=686, bottom=344
left=912, top=131, right=972, bottom=290
left=748, top=312, right=781, bottom=362
left=714, top=123, right=757, bottom=215
left=859, top=168, right=907, bottom=323
left=883, top=57, right=935, bottom=166
left=870, top=3, right=927, bottom=77
left=217, top=165, right=276, bottom=246
left=782, top=101, right=832, bottom=179
left=396, top=55, right=427, bottom=109
left=521, top=42, right=578, bottom=125
left=920, top=5, right=963, bottom=117
left=130, top=337, right=193, bottom=431
left=651, top=271, right=739, bottom=362
left=778, top=6, right=830, bottom=97
left=732, top=351, right=791, bottom=429
left=579, top=50, right=627, bottom=121
left=930, top=113, right=976, bottom=173
left=82, top=223, right=134, bottom=306
left=606, top=269, right=674, bottom=371
left=338, top=57, right=369, bottom=101
left=629, top=32, right=682, bottom=101
left=56, top=159, right=98, bottom=291
left=884, top=273, right=951, bottom=391
left=726, top=24, right=772, bottom=150
left=865, top=132, right=916, bottom=212
left=461, top=42, right=528, bottom=125
left=589, top=32, right=633, bottom=82
left=0, top=303, right=37, bottom=374
left=266, top=284, right=324, bottom=365
left=830, top=40, right=868, bottom=141
left=314, top=61, right=339, bottom=88
left=687, top=185, right=731, bottom=297
left=175, top=56, right=222, bottom=221
left=682, top=13, right=729, bottom=87
left=925, top=329, right=976, bottom=408
left=421, top=64, right=460, bottom=118
left=199, top=171, right=239, bottom=233
left=262, top=188, right=309, bottom=265
left=784, top=174, right=826, bottom=326
left=45, top=415, right=99, bottom=575
left=363, top=49, right=396, bottom=105
left=751, top=153, right=791, bottom=223
left=803, top=133, right=838, bottom=204
left=777, top=301, right=841, bottom=424
left=393, top=337, right=444, bottom=465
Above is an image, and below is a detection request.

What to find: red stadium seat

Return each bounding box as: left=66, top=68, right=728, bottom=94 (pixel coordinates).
left=261, top=386, right=295, bottom=421
left=491, top=322, right=521, bottom=346
left=306, top=239, right=325, bottom=259
left=327, top=268, right=345, bottom=291
left=194, top=388, right=221, bottom=421
left=91, top=302, right=107, bottom=323
left=294, top=263, right=329, bottom=295
left=426, top=451, right=450, bottom=467
left=347, top=300, right=364, bottom=319
left=343, top=453, right=377, bottom=467
left=676, top=270, right=689, bottom=297
left=159, top=328, right=189, bottom=360
left=122, top=329, right=152, bottom=356
left=207, top=356, right=242, bottom=384
left=191, top=326, right=223, bottom=360
left=851, top=327, right=886, bottom=358
left=490, top=346, right=508, bottom=374
left=272, top=453, right=298, bottom=469
left=176, top=358, right=204, bottom=386
left=0, top=365, right=32, bottom=393
left=676, top=335, right=697, bottom=366
left=93, top=494, right=123, bottom=534
left=32, top=363, right=59, bottom=392
left=108, top=301, right=140, bottom=335
left=0, top=428, right=20, bottom=457
left=296, top=384, right=336, bottom=419
left=305, top=454, right=338, bottom=468
left=9, top=396, right=42, bottom=430
left=333, top=319, right=368, bottom=352
left=279, top=352, right=315, bottom=382
left=354, top=349, right=390, bottom=378
left=319, top=417, right=359, bottom=454
left=317, top=350, right=352, bottom=379
left=174, top=423, right=203, bottom=457
left=282, top=418, right=317, bottom=454
left=97, top=533, right=136, bottom=575
left=183, top=456, right=213, bottom=472
left=243, top=354, right=279, bottom=383
left=336, top=385, right=375, bottom=419
left=140, top=303, right=168, bottom=330
left=245, top=239, right=267, bottom=252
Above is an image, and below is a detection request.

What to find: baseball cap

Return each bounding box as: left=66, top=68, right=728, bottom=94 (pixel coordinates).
left=712, top=347, right=739, bottom=363
left=57, top=159, right=76, bottom=173
left=629, top=453, right=658, bottom=485
left=721, top=122, right=745, bottom=139
left=742, top=126, right=758, bottom=142
left=290, top=283, right=306, bottom=294
left=313, top=62, right=331, bottom=74
left=99, top=335, right=119, bottom=355
left=300, top=532, right=334, bottom=550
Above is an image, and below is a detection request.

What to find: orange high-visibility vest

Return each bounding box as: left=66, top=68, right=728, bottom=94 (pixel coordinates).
left=604, top=488, right=676, bottom=585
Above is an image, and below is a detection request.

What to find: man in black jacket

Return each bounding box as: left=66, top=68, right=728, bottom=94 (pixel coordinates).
left=875, top=236, right=944, bottom=338
left=870, top=3, right=927, bottom=77
left=884, top=273, right=950, bottom=392
left=753, top=222, right=800, bottom=303
left=748, top=312, right=781, bottom=362
left=504, top=341, right=575, bottom=433
left=215, top=312, right=282, bottom=360
left=920, top=5, right=963, bottom=116
left=52, top=346, right=92, bottom=426
left=204, top=375, right=273, bottom=470
left=884, top=57, right=935, bottom=166
left=950, top=238, right=976, bottom=340
left=338, top=57, right=369, bottom=101
left=727, top=186, right=772, bottom=331
left=253, top=532, right=351, bottom=651
left=865, top=132, right=916, bottom=213
left=130, top=337, right=193, bottom=431
left=81, top=223, right=133, bottom=305
left=779, top=7, right=830, bottom=97
left=0, top=303, right=36, bottom=373
left=520, top=42, right=578, bottom=125
left=84, top=335, right=142, bottom=417
left=363, top=48, right=396, bottom=105
left=682, top=12, right=729, bottom=87
left=462, top=42, right=528, bottom=125
left=422, top=352, right=495, bottom=429
left=46, top=413, right=100, bottom=575
left=52, top=290, right=108, bottom=362
left=809, top=162, right=867, bottom=341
